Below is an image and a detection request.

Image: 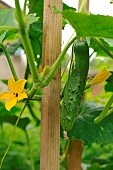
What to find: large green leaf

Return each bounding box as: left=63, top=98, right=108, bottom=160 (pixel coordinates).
left=0, top=8, right=38, bottom=30
left=63, top=102, right=113, bottom=145
left=62, top=10, right=113, bottom=39
left=0, top=9, right=18, bottom=30
left=1, top=114, right=30, bottom=131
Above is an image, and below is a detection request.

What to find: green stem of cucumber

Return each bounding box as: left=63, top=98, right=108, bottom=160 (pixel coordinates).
left=15, top=0, right=39, bottom=85
left=94, top=93, right=113, bottom=124
left=0, top=43, right=18, bottom=81
left=92, top=37, right=113, bottom=59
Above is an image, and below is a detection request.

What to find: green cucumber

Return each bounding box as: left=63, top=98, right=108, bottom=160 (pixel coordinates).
left=61, top=38, right=89, bottom=131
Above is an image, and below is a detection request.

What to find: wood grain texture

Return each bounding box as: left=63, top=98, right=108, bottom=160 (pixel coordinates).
left=40, top=0, right=62, bottom=170
left=68, top=140, right=83, bottom=170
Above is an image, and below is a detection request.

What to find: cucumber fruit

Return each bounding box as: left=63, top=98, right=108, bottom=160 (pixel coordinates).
left=61, top=38, right=89, bottom=131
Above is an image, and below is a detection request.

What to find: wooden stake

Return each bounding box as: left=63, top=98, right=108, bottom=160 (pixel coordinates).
left=68, top=140, right=83, bottom=170
left=40, top=0, right=62, bottom=170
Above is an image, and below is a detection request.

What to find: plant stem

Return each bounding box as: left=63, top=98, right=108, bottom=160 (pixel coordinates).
left=85, top=84, right=91, bottom=90
left=0, top=43, right=18, bottom=81
left=25, top=130, right=35, bottom=170
left=27, top=103, right=40, bottom=123
left=31, top=95, right=41, bottom=101
left=23, top=0, right=28, bottom=14
left=78, top=0, right=87, bottom=12
left=92, top=37, right=113, bottom=59
left=61, top=56, right=71, bottom=79
left=94, top=93, right=113, bottom=124
left=61, top=140, right=70, bottom=162
left=44, top=36, right=77, bottom=86
left=28, top=86, right=38, bottom=99
left=105, top=107, right=113, bottom=117
left=0, top=102, right=27, bottom=169
left=15, top=0, right=39, bottom=84
left=24, top=61, right=29, bottom=89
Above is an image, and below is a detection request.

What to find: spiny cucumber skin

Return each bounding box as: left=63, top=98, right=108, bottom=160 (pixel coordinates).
left=61, top=39, right=89, bottom=131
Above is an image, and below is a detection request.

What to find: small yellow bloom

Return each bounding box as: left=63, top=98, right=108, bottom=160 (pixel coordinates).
left=0, top=77, right=27, bottom=111
left=90, top=68, right=111, bottom=85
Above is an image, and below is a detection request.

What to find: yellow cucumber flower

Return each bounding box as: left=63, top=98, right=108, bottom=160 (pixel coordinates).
left=0, top=77, right=27, bottom=111
left=90, top=68, right=111, bottom=85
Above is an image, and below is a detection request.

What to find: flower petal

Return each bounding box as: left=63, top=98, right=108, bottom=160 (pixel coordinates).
left=17, top=91, right=28, bottom=101
left=90, top=68, right=111, bottom=85
left=5, top=98, right=17, bottom=111
left=8, top=77, right=27, bottom=93
left=0, top=92, right=15, bottom=100
left=8, top=77, right=16, bottom=93
left=15, top=79, right=27, bottom=93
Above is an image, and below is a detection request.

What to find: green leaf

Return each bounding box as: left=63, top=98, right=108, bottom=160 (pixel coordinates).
left=7, top=38, right=21, bottom=55
left=105, top=72, right=113, bottom=92
left=64, top=102, right=113, bottom=145
left=106, top=71, right=113, bottom=83
left=0, top=9, right=18, bottom=30
left=63, top=3, right=76, bottom=11
left=0, top=102, right=20, bottom=116
left=1, top=115, right=30, bottom=131
left=28, top=0, right=44, bottom=21
left=0, top=8, right=38, bottom=30
left=62, top=10, right=113, bottom=39
left=105, top=83, right=113, bottom=92
left=27, top=15, right=39, bottom=25
left=29, top=21, right=42, bottom=65
left=4, top=30, right=20, bottom=42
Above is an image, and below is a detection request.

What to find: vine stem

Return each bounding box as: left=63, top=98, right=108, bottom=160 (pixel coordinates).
left=0, top=102, right=27, bottom=169
left=92, top=37, right=113, bottom=59
left=0, top=43, right=18, bottom=81
left=106, top=107, right=113, bottom=117
left=94, top=93, right=113, bottom=124
left=25, top=130, right=35, bottom=170
left=78, top=0, right=88, bottom=12
left=23, top=0, right=28, bottom=14
left=15, top=0, right=39, bottom=85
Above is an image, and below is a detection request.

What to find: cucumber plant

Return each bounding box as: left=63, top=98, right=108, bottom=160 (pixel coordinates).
left=61, top=38, right=89, bottom=132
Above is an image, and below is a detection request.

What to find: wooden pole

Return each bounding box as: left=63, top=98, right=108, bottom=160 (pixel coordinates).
left=68, top=140, right=83, bottom=170
left=40, top=0, right=62, bottom=170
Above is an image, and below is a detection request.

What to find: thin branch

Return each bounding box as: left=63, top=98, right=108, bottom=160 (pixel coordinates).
left=0, top=43, right=18, bottom=81
left=92, top=37, right=113, bottom=59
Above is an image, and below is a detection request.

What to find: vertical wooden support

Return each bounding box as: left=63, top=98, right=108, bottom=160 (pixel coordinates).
left=68, top=140, right=83, bottom=170
left=40, top=0, right=62, bottom=170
